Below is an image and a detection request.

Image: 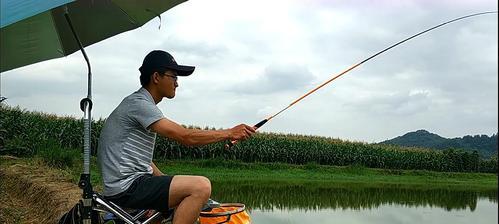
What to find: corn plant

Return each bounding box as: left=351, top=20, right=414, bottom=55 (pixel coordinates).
left=1, top=105, right=496, bottom=173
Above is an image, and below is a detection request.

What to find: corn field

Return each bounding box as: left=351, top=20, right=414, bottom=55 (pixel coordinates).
left=1, top=105, right=497, bottom=173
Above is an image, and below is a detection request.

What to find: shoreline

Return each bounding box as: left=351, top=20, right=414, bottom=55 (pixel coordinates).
left=1, top=156, right=497, bottom=191
left=157, top=159, right=498, bottom=191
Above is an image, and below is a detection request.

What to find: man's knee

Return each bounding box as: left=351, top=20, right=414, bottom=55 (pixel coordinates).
left=193, top=176, right=211, bottom=199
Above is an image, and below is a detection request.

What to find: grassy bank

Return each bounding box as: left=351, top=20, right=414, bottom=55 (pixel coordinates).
left=3, top=156, right=496, bottom=215
left=157, top=159, right=498, bottom=190
left=3, top=156, right=496, bottom=191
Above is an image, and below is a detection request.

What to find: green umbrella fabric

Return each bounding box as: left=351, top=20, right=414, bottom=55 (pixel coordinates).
left=0, top=0, right=187, bottom=72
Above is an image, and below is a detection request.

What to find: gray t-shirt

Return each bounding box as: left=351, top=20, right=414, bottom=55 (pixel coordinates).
left=97, top=88, right=164, bottom=196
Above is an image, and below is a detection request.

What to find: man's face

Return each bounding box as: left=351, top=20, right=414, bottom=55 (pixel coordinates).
left=158, top=70, right=178, bottom=99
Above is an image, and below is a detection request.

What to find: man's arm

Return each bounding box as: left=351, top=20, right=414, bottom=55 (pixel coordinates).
left=151, top=161, right=164, bottom=176
left=149, top=118, right=255, bottom=147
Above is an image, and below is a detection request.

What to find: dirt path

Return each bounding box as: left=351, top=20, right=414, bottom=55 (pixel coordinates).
left=0, top=156, right=81, bottom=224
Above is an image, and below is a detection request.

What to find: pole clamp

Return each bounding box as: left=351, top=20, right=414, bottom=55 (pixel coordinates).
left=80, top=98, right=93, bottom=112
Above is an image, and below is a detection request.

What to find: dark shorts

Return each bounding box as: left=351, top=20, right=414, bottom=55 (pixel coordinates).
left=106, top=174, right=174, bottom=212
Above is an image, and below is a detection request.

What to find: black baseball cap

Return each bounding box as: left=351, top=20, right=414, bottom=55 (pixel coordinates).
left=139, top=50, right=195, bottom=76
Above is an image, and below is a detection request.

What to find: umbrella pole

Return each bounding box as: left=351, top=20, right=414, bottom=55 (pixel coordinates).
left=64, top=9, right=94, bottom=223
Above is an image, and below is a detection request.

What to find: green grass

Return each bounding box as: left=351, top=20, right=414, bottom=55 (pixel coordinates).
left=155, top=159, right=498, bottom=190
left=2, top=154, right=496, bottom=191
left=35, top=140, right=80, bottom=169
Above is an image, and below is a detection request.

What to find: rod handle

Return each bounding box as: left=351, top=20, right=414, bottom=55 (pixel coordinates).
left=225, top=119, right=268, bottom=149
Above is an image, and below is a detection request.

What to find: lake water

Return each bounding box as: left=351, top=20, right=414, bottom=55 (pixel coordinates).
left=211, top=181, right=498, bottom=224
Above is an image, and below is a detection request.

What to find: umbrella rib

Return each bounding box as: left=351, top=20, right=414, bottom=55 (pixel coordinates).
left=50, top=10, right=67, bottom=56
left=113, top=4, right=138, bottom=26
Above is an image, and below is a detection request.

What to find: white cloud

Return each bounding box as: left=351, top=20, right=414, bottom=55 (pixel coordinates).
left=227, top=63, right=316, bottom=95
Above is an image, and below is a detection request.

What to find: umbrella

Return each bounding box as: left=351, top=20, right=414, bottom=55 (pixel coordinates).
left=1, top=1, right=188, bottom=223
left=1, top=0, right=186, bottom=72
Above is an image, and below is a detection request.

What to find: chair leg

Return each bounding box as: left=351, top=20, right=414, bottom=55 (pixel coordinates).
left=93, top=194, right=136, bottom=224
left=92, top=193, right=165, bottom=224
left=142, top=212, right=163, bottom=224
left=133, top=210, right=148, bottom=221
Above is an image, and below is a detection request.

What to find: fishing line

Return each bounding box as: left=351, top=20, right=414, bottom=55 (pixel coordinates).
left=226, top=11, right=498, bottom=149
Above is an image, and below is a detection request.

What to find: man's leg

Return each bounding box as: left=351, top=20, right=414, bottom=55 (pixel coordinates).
left=168, top=175, right=211, bottom=224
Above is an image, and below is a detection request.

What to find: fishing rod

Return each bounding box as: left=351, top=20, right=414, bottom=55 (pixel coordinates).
left=226, top=11, right=498, bottom=149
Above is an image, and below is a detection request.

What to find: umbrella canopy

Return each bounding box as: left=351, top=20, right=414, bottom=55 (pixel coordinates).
left=0, top=0, right=187, bottom=72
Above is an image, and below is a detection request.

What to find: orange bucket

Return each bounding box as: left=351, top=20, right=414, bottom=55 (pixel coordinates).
left=198, top=203, right=251, bottom=224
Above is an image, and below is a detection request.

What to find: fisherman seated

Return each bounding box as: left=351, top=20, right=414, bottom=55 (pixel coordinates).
left=96, top=50, right=255, bottom=224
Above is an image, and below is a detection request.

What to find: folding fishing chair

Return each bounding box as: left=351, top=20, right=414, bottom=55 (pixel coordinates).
left=92, top=193, right=167, bottom=224
left=90, top=197, right=245, bottom=224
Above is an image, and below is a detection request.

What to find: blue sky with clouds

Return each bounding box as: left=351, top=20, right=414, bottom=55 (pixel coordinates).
left=1, top=0, right=497, bottom=143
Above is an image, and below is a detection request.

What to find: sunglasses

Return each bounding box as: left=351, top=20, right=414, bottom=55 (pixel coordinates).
left=161, top=71, right=178, bottom=81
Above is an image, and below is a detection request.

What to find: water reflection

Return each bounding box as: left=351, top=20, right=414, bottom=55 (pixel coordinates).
left=211, top=181, right=497, bottom=212
left=250, top=200, right=498, bottom=224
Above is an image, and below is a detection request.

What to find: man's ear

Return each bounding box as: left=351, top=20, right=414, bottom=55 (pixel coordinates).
left=152, top=72, right=160, bottom=84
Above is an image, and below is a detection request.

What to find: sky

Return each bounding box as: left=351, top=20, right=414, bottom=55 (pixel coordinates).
left=1, top=0, right=497, bottom=143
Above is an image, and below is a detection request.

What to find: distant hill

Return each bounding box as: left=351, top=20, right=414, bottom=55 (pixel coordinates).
left=379, top=130, right=498, bottom=159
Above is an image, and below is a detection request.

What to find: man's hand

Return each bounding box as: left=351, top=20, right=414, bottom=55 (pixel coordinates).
left=228, top=124, right=256, bottom=141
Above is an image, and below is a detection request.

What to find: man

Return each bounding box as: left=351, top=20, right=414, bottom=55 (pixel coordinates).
left=97, top=50, right=255, bottom=224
